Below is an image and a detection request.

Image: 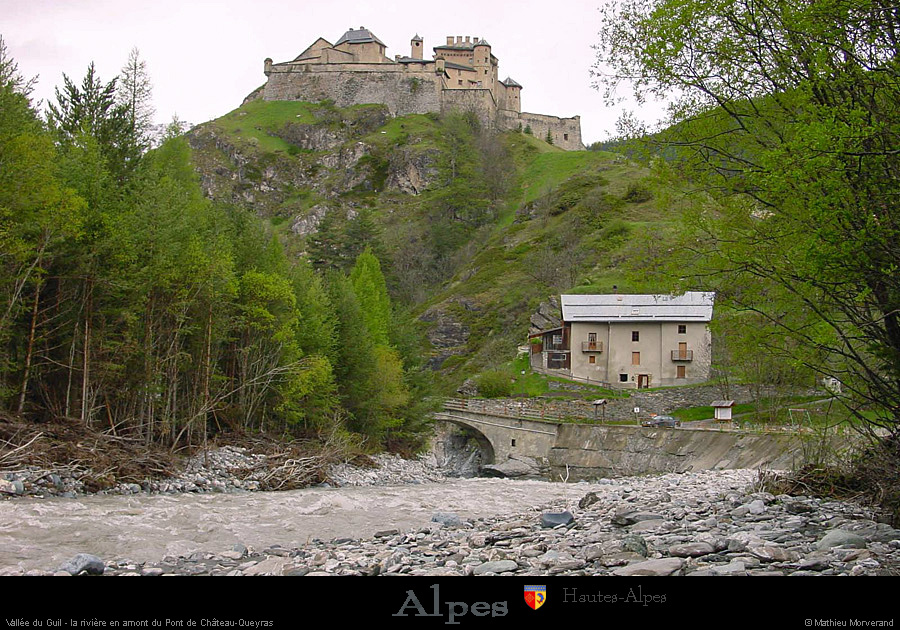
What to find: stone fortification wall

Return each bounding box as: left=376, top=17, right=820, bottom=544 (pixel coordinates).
left=263, top=64, right=442, bottom=117
left=498, top=110, right=584, bottom=151
left=439, top=88, right=497, bottom=126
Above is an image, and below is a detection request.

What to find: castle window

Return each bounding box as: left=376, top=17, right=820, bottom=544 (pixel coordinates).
left=589, top=356, right=596, bottom=364
left=458, top=80, right=462, bottom=85
left=564, top=133, right=569, bottom=141
left=632, top=352, right=640, bottom=365
left=619, top=373, right=628, bottom=382
left=632, top=331, right=640, bottom=342
left=678, top=325, right=687, bottom=334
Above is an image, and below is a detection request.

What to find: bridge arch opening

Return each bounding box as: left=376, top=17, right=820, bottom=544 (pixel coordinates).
left=434, top=421, right=496, bottom=469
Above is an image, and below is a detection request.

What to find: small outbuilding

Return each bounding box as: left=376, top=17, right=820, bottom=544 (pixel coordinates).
left=712, top=400, right=735, bottom=422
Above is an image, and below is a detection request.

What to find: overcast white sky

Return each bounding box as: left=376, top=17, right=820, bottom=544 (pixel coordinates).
left=3, top=0, right=664, bottom=144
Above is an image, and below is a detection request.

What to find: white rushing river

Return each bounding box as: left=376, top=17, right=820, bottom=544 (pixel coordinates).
left=0, top=478, right=602, bottom=573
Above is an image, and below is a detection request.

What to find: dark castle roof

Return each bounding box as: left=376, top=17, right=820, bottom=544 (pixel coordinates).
left=335, top=27, right=386, bottom=47
left=502, top=77, right=522, bottom=88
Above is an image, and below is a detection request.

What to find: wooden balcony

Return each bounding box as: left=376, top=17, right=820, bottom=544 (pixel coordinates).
left=671, top=350, right=693, bottom=361
left=581, top=341, right=604, bottom=352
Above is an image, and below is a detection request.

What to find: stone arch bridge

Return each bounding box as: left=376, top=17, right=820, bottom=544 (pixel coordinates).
left=433, top=398, right=808, bottom=480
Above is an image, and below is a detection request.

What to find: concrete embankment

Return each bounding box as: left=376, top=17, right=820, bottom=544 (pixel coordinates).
left=549, top=424, right=820, bottom=480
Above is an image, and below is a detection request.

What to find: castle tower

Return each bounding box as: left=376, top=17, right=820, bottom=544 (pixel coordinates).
left=411, top=34, right=423, bottom=60
left=473, top=39, right=492, bottom=91
left=501, top=77, right=522, bottom=112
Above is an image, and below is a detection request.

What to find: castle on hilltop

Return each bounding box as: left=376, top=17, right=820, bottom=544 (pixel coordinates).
left=259, top=27, right=584, bottom=150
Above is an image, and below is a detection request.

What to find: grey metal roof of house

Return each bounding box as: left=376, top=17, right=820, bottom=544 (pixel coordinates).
left=561, top=292, right=715, bottom=323
left=335, top=27, right=386, bottom=47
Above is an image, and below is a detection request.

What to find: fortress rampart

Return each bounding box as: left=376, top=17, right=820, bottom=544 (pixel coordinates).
left=258, top=27, right=585, bottom=150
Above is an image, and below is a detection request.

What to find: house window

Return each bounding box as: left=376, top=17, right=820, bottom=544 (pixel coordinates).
left=552, top=334, right=563, bottom=347
left=632, top=352, right=640, bottom=365
left=677, top=365, right=686, bottom=379
left=632, top=331, right=640, bottom=342
left=678, top=325, right=687, bottom=334
left=619, top=373, right=628, bottom=382
left=589, top=356, right=596, bottom=364
left=458, top=80, right=462, bottom=85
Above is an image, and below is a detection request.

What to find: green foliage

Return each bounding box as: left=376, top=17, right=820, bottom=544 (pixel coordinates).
left=0, top=45, right=433, bottom=450
left=596, top=0, right=900, bottom=427
left=350, top=247, right=392, bottom=346
left=623, top=181, right=652, bottom=203
left=475, top=369, right=514, bottom=398
left=524, top=125, right=533, bottom=135
left=545, top=130, right=553, bottom=145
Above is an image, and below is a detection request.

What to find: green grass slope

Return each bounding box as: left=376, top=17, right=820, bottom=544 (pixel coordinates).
left=188, top=100, right=686, bottom=391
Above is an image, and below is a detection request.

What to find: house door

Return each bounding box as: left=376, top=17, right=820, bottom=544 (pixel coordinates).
left=637, top=374, right=650, bottom=389
left=678, top=342, right=688, bottom=359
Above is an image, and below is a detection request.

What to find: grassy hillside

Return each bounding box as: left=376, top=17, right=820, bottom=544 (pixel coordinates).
left=188, top=100, right=685, bottom=391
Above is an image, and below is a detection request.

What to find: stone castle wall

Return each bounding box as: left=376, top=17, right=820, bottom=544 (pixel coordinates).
left=439, top=88, right=497, bottom=126
left=263, top=64, right=442, bottom=117
left=497, top=110, right=583, bottom=151
left=262, top=64, right=584, bottom=150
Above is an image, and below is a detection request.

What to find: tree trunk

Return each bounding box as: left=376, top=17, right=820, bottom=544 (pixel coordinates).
left=80, top=279, right=93, bottom=426
left=16, top=271, right=43, bottom=415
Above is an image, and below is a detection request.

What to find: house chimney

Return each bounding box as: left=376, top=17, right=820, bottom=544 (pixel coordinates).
left=465, top=36, right=470, bottom=43
left=456, top=36, right=463, bottom=44
left=446, top=36, right=454, bottom=45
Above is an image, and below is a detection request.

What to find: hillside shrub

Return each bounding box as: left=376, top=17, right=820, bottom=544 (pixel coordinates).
left=476, top=369, right=514, bottom=398
left=623, top=181, right=653, bottom=203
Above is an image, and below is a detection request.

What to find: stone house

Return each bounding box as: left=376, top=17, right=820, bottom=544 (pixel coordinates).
left=530, top=292, right=715, bottom=388
left=258, top=26, right=583, bottom=150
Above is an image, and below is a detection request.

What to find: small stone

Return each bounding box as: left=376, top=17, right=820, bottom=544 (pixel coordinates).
left=58, top=553, right=105, bottom=576
left=747, top=500, right=767, bottom=515
left=374, top=529, right=400, bottom=538
left=669, top=542, right=715, bottom=558
left=797, top=555, right=832, bottom=571
left=579, top=492, right=601, bottom=509
left=242, top=557, right=288, bottom=576
left=141, top=567, right=164, bottom=576
left=629, top=519, right=666, bottom=532
left=0, top=479, right=24, bottom=495
left=816, top=529, right=867, bottom=551
left=612, top=558, right=684, bottom=577
left=432, top=513, right=462, bottom=527
left=541, top=511, right=575, bottom=528
left=623, top=535, right=648, bottom=557
left=473, top=560, right=518, bottom=575
left=711, top=561, right=747, bottom=576
left=614, top=510, right=663, bottom=526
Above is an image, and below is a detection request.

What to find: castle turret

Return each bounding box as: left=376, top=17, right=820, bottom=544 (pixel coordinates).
left=411, top=34, right=423, bottom=60
left=473, top=39, right=492, bottom=89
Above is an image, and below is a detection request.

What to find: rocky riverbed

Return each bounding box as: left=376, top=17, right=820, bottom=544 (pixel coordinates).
left=22, top=467, right=900, bottom=577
